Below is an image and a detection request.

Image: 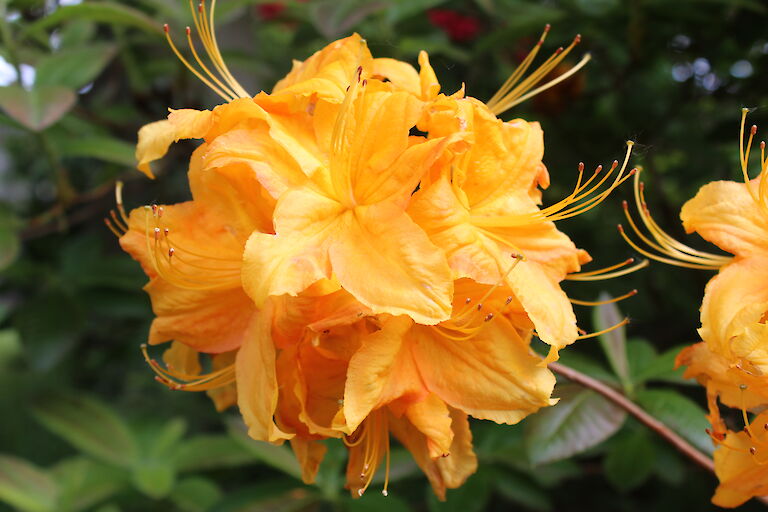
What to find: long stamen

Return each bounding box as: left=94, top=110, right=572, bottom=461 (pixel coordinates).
left=576, top=317, right=629, bottom=340
left=141, top=344, right=235, bottom=391
left=162, top=0, right=250, bottom=102
left=488, top=30, right=588, bottom=116
left=570, top=289, right=637, bottom=306
left=617, top=170, right=730, bottom=269
left=566, top=259, right=649, bottom=281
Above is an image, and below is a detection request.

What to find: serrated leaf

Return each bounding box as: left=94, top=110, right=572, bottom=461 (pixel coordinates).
left=58, top=135, right=135, bottom=166
left=635, top=390, right=713, bottom=454
left=593, top=293, right=630, bottom=390
left=525, top=386, right=626, bottom=465
left=36, top=45, right=116, bottom=90
left=131, top=460, right=175, bottom=499
left=0, top=455, right=58, bottom=512
left=51, top=458, right=127, bottom=512
left=226, top=418, right=303, bottom=480
left=0, top=85, right=76, bottom=131
left=173, top=435, right=257, bottom=472
left=31, top=394, right=139, bottom=467
left=22, top=2, right=163, bottom=38
left=170, top=477, right=222, bottom=512
left=603, top=428, right=656, bottom=491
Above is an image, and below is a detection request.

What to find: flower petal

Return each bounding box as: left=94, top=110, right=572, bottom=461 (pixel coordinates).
left=135, top=109, right=213, bottom=178
left=681, top=179, right=768, bottom=256
left=290, top=438, right=327, bottom=484
left=330, top=204, right=453, bottom=324
left=236, top=306, right=293, bottom=443
left=412, top=315, right=556, bottom=423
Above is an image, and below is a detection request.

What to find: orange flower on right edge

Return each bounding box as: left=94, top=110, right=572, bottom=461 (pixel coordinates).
left=620, top=108, right=768, bottom=508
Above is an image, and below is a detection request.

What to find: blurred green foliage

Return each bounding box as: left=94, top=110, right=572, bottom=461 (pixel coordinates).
left=1, top=0, right=767, bottom=510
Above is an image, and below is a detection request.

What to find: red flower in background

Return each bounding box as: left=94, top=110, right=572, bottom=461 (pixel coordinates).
left=428, top=9, right=480, bottom=42
left=258, top=2, right=286, bottom=20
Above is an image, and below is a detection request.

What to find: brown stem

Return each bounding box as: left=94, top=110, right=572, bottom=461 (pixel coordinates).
left=549, top=362, right=768, bottom=506
left=549, top=361, right=714, bottom=471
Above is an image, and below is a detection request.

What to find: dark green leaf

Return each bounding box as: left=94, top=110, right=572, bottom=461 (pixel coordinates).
left=36, top=45, right=116, bottom=90
left=494, top=469, right=552, bottom=511
left=633, top=345, right=692, bottom=385
left=22, top=2, right=163, bottom=38
left=654, top=445, right=686, bottom=486
left=603, top=428, right=656, bottom=491
left=0, top=205, right=20, bottom=271
left=525, top=386, right=626, bottom=465
left=428, top=469, right=492, bottom=512
left=173, top=435, right=257, bottom=472
left=344, top=492, right=411, bottom=512
left=0, top=85, right=76, bottom=131
left=31, top=394, right=139, bottom=467
left=0, top=455, right=58, bottom=512
left=226, top=417, right=303, bottom=480
left=593, top=292, right=630, bottom=390
left=626, top=339, right=658, bottom=385
left=170, top=477, right=222, bottom=512
left=209, top=481, right=316, bottom=512
left=58, top=135, right=135, bottom=166
left=635, top=389, right=713, bottom=454
left=0, top=329, right=22, bottom=368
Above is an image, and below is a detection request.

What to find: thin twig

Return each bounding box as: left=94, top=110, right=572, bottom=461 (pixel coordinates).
left=549, top=361, right=714, bottom=471
left=549, top=361, right=768, bottom=506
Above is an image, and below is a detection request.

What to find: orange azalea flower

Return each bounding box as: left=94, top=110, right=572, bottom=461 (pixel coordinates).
left=118, top=0, right=638, bottom=500
left=620, top=108, right=768, bottom=506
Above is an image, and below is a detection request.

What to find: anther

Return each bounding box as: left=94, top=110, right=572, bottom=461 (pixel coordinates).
left=578, top=328, right=587, bottom=335
left=573, top=34, right=582, bottom=44
left=622, top=200, right=628, bottom=210
left=740, top=384, right=748, bottom=390
left=594, top=164, right=603, bottom=174
left=465, top=297, right=472, bottom=304
left=158, top=207, right=164, bottom=217
left=544, top=23, right=551, bottom=32
left=322, top=329, right=330, bottom=334
left=168, top=247, right=175, bottom=258
left=154, top=227, right=161, bottom=240
left=505, top=296, right=513, bottom=305
left=198, top=2, right=203, bottom=12
left=578, top=162, right=585, bottom=172
left=750, top=446, right=757, bottom=455
left=484, top=313, right=494, bottom=322
left=163, top=23, right=169, bottom=33
left=554, top=47, right=564, bottom=55
left=362, top=79, right=367, bottom=87
left=764, top=423, right=768, bottom=431
left=382, top=490, right=388, bottom=497
left=476, top=303, right=483, bottom=311
left=152, top=203, right=158, bottom=215
left=357, top=66, right=363, bottom=81
left=186, top=26, right=191, bottom=35
left=358, top=489, right=364, bottom=497
left=164, top=228, right=169, bottom=236
left=744, top=426, right=752, bottom=437
left=751, top=125, right=758, bottom=135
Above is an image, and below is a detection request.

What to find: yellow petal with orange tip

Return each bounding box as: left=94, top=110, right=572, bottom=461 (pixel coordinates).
left=290, top=438, right=327, bottom=484
left=405, top=393, right=454, bottom=458
left=135, top=108, right=213, bottom=178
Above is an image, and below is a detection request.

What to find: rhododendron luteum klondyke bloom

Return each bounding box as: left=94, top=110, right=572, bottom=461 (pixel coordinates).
left=620, top=109, right=768, bottom=507
left=113, top=1, right=638, bottom=498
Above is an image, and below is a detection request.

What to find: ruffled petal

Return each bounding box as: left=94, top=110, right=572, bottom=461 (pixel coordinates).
left=330, top=204, right=453, bottom=325
left=412, top=315, right=556, bottom=423
left=371, top=57, right=420, bottom=96
left=290, top=438, right=327, bottom=484
left=712, top=414, right=768, bottom=508
left=135, top=109, right=213, bottom=178
left=681, top=179, right=768, bottom=257
left=236, top=306, right=293, bottom=443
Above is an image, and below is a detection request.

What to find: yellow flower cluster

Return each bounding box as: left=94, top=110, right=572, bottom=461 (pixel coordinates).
left=620, top=109, right=768, bottom=507
left=109, top=5, right=636, bottom=498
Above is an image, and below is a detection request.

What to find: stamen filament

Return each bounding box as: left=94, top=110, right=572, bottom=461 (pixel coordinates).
left=576, top=317, right=629, bottom=340
left=570, top=289, right=637, bottom=306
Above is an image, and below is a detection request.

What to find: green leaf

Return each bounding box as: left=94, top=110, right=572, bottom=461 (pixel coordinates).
left=131, top=460, right=175, bottom=499
left=0, top=329, right=22, bottom=368
left=635, top=389, right=713, bottom=454
left=174, top=435, right=257, bottom=472
left=170, top=477, right=222, bottom=512
left=344, top=492, right=411, bottom=512
left=603, top=428, right=656, bottom=491
left=0, top=85, right=76, bottom=131
left=428, top=469, right=492, bottom=512
left=626, top=339, right=658, bottom=385
left=0, top=205, right=20, bottom=271
left=494, top=469, right=551, bottom=511
left=58, top=135, right=135, bottom=166
left=209, top=480, right=315, bottom=512
left=31, top=394, right=139, bottom=467
left=593, top=293, right=630, bottom=390
left=633, top=345, right=692, bottom=385
left=22, top=2, right=163, bottom=39
left=0, top=455, right=58, bottom=512
left=36, top=45, right=116, bottom=90
left=653, top=445, right=686, bottom=486
left=226, top=418, right=303, bottom=480
left=51, top=458, right=127, bottom=512
left=525, top=386, right=627, bottom=465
